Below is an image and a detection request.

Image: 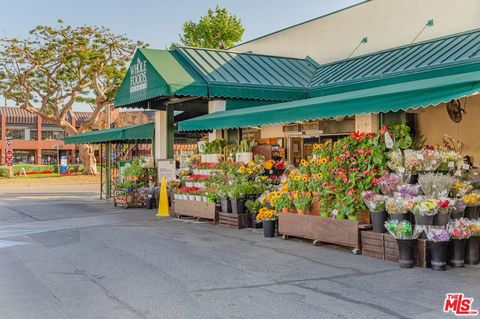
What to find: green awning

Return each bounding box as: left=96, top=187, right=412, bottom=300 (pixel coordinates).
left=114, top=49, right=208, bottom=107
left=64, top=122, right=154, bottom=144
left=178, top=71, right=480, bottom=131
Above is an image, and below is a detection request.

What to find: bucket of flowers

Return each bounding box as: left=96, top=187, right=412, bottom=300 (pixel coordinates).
left=418, top=173, right=455, bottom=198
left=434, top=197, right=454, bottom=226
left=450, top=200, right=467, bottom=220
left=378, top=174, right=402, bottom=196
left=256, top=207, right=277, bottom=238
left=385, top=220, right=423, bottom=268
left=460, top=193, right=480, bottom=219
left=466, top=220, right=480, bottom=265
left=410, top=197, right=438, bottom=237
left=361, top=191, right=387, bottom=233
left=447, top=218, right=472, bottom=267
left=385, top=197, right=409, bottom=221
left=425, top=227, right=451, bottom=271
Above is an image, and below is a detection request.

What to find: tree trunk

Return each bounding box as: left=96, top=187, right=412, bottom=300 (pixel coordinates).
left=78, top=144, right=98, bottom=175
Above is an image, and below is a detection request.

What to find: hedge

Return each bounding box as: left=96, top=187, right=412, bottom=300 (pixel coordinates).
left=0, top=164, right=84, bottom=177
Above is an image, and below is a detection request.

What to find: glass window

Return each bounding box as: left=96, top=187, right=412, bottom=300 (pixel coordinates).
left=12, top=150, right=35, bottom=164
left=42, top=130, right=64, bottom=140
left=6, top=128, right=26, bottom=140
left=41, top=150, right=58, bottom=165
left=29, top=129, right=38, bottom=140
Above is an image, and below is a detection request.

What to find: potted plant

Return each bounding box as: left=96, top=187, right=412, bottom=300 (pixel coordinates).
left=194, top=190, right=203, bottom=202
left=272, top=192, right=292, bottom=213
left=410, top=198, right=438, bottom=238
left=245, top=199, right=261, bottom=228
left=235, top=140, right=254, bottom=164
left=385, top=219, right=423, bottom=268
left=292, top=191, right=312, bottom=215
left=460, top=193, right=480, bottom=219
left=426, top=227, right=451, bottom=271
left=208, top=139, right=227, bottom=163
left=256, top=207, right=277, bottom=238
left=361, top=191, right=387, bottom=233
left=386, top=197, right=409, bottom=221
left=466, top=220, right=480, bottom=265
left=447, top=218, right=472, bottom=267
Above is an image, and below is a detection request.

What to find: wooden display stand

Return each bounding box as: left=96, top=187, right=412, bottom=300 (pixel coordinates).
left=218, top=213, right=250, bottom=229
left=361, top=231, right=431, bottom=267
left=173, top=199, right=218, bottom=221
left=277, top=212, right=369, bottom=252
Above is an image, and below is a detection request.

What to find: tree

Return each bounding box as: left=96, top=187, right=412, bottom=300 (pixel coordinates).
left=173, top=6, right=244, bottom=49
left=0, top=21, right=144, bottom=174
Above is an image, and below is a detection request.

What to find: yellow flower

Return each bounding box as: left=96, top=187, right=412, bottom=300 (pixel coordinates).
left=294, top=176, right=301, bottom=181
left=302, top=177, right=309, bottom=183
left=316, top=159, right=322, bottom=165
left=300, top=159, right=308, bottom=166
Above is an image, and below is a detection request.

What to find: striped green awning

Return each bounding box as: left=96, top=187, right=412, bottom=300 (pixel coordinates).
left=178, top=71, right=480, bottom=131
left=64, top=122, right=154, bottom=144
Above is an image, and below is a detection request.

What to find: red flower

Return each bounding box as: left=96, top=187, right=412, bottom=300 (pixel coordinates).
left=379, top=125, right=388, bottom=135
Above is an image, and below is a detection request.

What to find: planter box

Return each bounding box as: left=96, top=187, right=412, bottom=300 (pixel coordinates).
left=218, top=212, right=250, bottom=229
left=277, top=212, right=364, bottom=250
left=174, top=199, right=218, bottom=221
left=361, top=231, right=385, bottom=260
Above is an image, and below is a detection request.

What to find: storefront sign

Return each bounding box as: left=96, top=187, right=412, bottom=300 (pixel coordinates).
left=129, top=58, right=148, bottom=93
left=157, top=159, right=176, bottom=181
left=6, top=137, right=12, bottom=167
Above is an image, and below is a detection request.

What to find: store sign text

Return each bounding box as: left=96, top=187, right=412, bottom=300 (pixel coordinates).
left=130, top=58, right=148, bottom=93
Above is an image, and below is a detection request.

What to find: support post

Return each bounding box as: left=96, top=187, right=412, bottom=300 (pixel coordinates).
left=105, top=104, right=112, bottom=198
left=154, top=105, right=175, bottom=160
left=100, top=143, right=103, bottom=199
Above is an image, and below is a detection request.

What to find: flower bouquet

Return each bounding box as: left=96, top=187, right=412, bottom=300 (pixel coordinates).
left=385, top=220, right=423, bottom=268
left=385, top=197, right=409, bottom=221
left=435, top=197, right=454, bottom=225
left=450, top=180, right=473, bottom=197
left=395, top=184, right=421, bottom=197
left=404, top=149, right=422, bottom=175
left=450, top=200, right=467, bottom=220
left=426, top=227, right=451, bottom=270
left=362, top=191, right=387, bottom=233
left=386, top=149, right=404, bottom=173
left=418, top=173, right=455, bottom=197
left=437, top=150, right=463, bottom=173
left=378, top=174, right=402, bottom=195
left=448, top=218, right=472, bottom=267
left=418, top=149, right=441, bottom=172
left=411, top=198, right=438, bottom=237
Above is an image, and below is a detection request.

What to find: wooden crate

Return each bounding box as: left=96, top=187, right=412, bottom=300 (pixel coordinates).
left=361, top=231, right=385, bottom=260
left=384, top=235, right=430, bottom=267
left=277, top=212, right=365, bottom=250
left=218, top=213, right=249, bottom=229
left=173, top=199, right=218, bottom=221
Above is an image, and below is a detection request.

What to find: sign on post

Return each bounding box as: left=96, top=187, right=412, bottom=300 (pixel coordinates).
left=60, top=155, right=68, bottom=174
left=157, top=159, right=176, bottom=181
left=6, top=137, right=13, bottom=178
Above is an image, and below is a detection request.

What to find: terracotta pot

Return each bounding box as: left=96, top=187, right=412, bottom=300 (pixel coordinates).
left=296, top=209, right=306, bottom=215
left=311, top=198, right=320, bottom=215
left=358, top=210, right=371, bottom=224
left=281, top=207, right=290, bottom=213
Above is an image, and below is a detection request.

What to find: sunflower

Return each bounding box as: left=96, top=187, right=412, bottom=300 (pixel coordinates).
left=302, top=177, right=309, bottom=183
left=294, top=175, right=301, bottom=181
left=300, top=159, right=308, bottom=166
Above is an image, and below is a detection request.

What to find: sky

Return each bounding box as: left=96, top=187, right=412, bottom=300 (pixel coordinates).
left=0, top=0, right=364, bottom=110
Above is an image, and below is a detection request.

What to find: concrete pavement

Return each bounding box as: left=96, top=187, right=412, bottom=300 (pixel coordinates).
left=0, top=187, right=478, bottom=319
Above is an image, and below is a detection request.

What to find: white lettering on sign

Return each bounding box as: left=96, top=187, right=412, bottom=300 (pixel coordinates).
left=129, top=58, right=148, bottom=93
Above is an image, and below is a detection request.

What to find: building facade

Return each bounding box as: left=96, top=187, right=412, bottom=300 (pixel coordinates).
left=0, top=107, right=156, bottom=165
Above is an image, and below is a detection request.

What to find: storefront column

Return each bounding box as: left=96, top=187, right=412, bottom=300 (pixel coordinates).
left=208, top=100, right=226, bottom=142
left=0, top=112, right=5, bottom=165
left=154, top=105, right=174, bottom=160
left=355, top=114, right=378, bottom=133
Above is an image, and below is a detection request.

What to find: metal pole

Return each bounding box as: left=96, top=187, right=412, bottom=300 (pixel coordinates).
left=56, top=145, right=60, bottom=173
left=105, top=104, right=112, bottom=198
left=100, top=143, right=103, bottom=199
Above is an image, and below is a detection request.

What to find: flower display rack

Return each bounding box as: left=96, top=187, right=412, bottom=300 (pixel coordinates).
left=218, top=212, right=250, bottom=229
left=277, top=212, right=370, bottom=252
left=173, top=199, right=218, bottom=221
left=361, top=231, right=431, bottom=267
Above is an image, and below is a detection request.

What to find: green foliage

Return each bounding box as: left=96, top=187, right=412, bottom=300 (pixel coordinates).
left=388, top=124, right=413, bottom=150
left=245, top=200, right=260, bottom=214
left=202, top=139, right=227, bottom=154
left=0, top=20, right=144, bottom=131
left=236, top=140, right=253, bottom=153
left=0, top=164, right=83, bottom=177
left=123, top=158, right=144, bottom=177
left=174, top=6, right=244, bottom=49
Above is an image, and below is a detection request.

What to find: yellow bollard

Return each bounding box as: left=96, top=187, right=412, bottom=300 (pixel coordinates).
left=156, top=176, right=170, bottom=217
